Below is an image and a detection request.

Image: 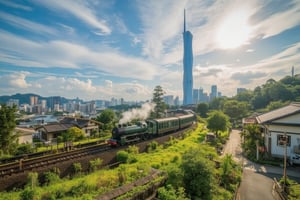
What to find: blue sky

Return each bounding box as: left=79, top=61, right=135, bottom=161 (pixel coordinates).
left=0, top=0, right=299, bottom=102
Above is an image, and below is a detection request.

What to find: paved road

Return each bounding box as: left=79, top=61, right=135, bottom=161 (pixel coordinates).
left=222, top=129, right=300, bottom=200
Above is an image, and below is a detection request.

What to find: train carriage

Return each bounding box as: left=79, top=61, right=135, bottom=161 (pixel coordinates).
left=178, top=113, right=195, bottom=129
left=147, top=117, right=179, bottom=135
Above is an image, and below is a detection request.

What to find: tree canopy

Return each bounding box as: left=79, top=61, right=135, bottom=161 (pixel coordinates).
left=0, top=104, right=18, bottom=155
left=96, top=109, right=115, bottom=130
left=151, top=85, right=166, bottom=118
left=181, top=147, right=214, bottom=199
left=207, top=110, right=230, bottom=136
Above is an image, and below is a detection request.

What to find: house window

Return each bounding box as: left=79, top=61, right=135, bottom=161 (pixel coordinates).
left=277, top=134, right=291, bottom=146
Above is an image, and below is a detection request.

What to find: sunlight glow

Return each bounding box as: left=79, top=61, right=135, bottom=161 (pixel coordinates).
left=216, top=9, right=252, bottom=49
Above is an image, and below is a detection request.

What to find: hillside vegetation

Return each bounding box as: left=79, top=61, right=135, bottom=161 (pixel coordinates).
left=0, top=124, right=241, bottom=200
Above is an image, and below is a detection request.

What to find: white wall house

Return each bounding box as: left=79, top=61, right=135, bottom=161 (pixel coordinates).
left=256, top=103, right=300, bottom=163
left=15, top=127, right=36, bottom=144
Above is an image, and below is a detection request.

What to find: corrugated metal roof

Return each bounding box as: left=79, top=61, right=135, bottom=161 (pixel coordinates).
left=256, top=103, right=300, bottom=124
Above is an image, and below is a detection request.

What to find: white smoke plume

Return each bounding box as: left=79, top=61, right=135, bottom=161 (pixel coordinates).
left=118, top=102, right=156, bottom=124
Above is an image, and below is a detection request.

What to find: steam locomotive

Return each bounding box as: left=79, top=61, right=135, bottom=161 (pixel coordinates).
left=107, top=113, right=196, bottom=146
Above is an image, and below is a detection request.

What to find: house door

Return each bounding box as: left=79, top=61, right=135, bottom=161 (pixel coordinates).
left=268, top=137, right=272, bottom=156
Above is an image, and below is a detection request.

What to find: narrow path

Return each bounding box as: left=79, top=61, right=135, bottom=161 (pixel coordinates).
left=222, top=130, right=276, bottom=200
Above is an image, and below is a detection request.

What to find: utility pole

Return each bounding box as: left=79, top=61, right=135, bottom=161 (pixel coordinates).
left=283, top=132, right=287, bottom=191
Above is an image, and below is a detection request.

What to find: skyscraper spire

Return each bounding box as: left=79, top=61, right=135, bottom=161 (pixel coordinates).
left=184, top=9, right=186, bottom=32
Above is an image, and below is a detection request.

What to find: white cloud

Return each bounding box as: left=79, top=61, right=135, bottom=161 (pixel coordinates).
left=32, top=0, right=111, bottom=35
left=0, top=31, right=160, bottom=80
left=254, top=0, right=300, bottom=39
left=0, top=72, right=31, bottom=89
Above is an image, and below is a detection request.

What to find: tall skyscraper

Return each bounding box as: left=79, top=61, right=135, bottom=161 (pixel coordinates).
left=183, top=10, right=193, bottom=105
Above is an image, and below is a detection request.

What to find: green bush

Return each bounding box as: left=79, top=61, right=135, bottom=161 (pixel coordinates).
left=72, top=162, right=82, bottom=176
left=20, top=187, right=35, bottom=200
left=69, top=181, right=94, bottom=197
left=127, top=145, right=139, bottom=154
left=116, top=150, right=129, bottom=163
left=146, top=141, right=158, bottom=152
left=43, top=169, right=60, bottom=186
left=89, top=158, right=103, bottom=172
left=15, top=144, right=33, bottom=156
left=158, top=185, right=189, bottom=200
left=26, top=172, right=39, bottom=189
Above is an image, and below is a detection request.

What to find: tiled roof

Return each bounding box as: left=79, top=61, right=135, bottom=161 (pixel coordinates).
left=256, top=103, right=300, bottom=124
left=37, top=123, right=75, bottom=133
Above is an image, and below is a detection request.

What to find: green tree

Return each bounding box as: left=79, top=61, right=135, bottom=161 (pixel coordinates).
left=234, top=90, right=253, bottom=102
left=96, top=109, right=115, bottom=130
left=209, top=97, right=225, bottom=110
left=0, top=104, right=18, bottom=155
left=181, top=147, right=213, bottom=199
left=67, top=127, right=85, bottom=141
left=223, top=100, right=249, bottom=126
left=266, top=101, right=288, bottom=111
left=196, top=102, right=209, bottom=118
left=241, top=124, right=263, bottom=159
left=207, top=110, right=230, bottom=137
left=151, top=85, right=166, bottom=118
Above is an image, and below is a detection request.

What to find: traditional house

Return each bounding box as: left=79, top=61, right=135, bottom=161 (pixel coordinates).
left=256, top=103, right=300, bottom=163
left=15, top=127, right=36, bottom=144
left=36, top=117, right=101, bottom=142
left=59, top=117, right=101, bottom=136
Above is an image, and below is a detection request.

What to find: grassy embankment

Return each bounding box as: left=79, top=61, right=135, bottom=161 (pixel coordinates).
left=0, top=123, right=242, bottom=200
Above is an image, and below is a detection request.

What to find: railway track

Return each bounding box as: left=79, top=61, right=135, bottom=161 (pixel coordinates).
left=0, top=124, right=195, bottom=179
left=0, top=143, right=110, bottom=178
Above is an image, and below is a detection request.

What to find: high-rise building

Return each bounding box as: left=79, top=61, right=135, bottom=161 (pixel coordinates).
left=183, top=10, right=193, bottom=105
left=193, top=89, right=199, bottom=104
left=210, top=85, right=217, bottom=100
left=163, top=95, right=174, bottom=106
left=30, top=96, right=38, bottom=106
left=237, top=88, right=246, bottom=94
left=6, top=99, right=19, bottom=107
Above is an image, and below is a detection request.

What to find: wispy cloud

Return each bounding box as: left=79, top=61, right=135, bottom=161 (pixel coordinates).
left=0, top=0, right=32, bottom=11
left=252, top=0, right=300, bottom=39
left=32, top=0, right=111, bottom=35
left=0, top=31, right=160, bottom=80
left=0, top=12, right=56, bottom=35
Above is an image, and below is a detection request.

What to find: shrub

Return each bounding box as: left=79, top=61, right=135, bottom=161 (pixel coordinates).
left=116, top=150, right=129, bottom=163
left=26, top=172, right=39, bottom=189
left=158, top=185, right=189, bottom=200
left=20, top=187, right=35, bottom=200
left=69, top=181, right=94, bottom=197
left=127, top=145, right=139, bottom=154
left=72, top=162, right=82, bottom=177
left=89, top=158, right=103, bottom=172
left=146, top=141, right=158, bottom=152
left=43, top=169, right=60, bottom=186
left=15, top=144, right=33, bottom=156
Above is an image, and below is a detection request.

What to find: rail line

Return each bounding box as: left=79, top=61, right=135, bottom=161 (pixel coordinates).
left=0, top=143, right=110, bottom=178
left=0, top=124, right=195, bottom=179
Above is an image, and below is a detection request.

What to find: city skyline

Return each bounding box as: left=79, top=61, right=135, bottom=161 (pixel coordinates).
left=0, top=1, right=300, bottom=101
